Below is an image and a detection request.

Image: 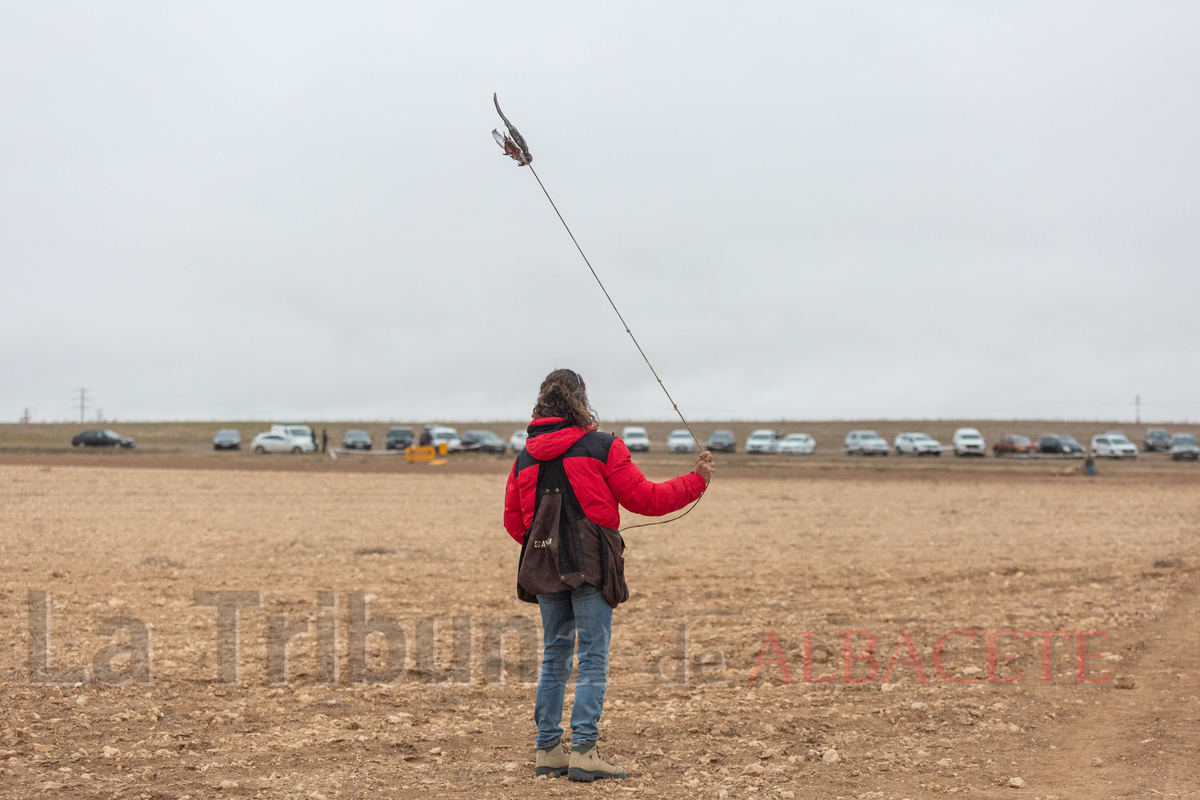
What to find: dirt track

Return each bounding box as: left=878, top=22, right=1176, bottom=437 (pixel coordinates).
left=2, top=454, right=1199, bottom=799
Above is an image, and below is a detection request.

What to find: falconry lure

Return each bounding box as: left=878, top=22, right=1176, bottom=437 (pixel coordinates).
left=490, top=94, right=707, bottom=530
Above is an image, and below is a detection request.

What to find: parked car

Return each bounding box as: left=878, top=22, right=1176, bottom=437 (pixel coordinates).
left=510, top=430, right=528, bottom=453
left=778, top=433, right=815, bottom=455
left=667, top=430, right=696, bottom=453
left=844, top=430, right=889, bottom=456
left=621, top=427, right=650, bottom=452
left=252, top=431, right=316, bottom=454
left=342, top=429, right=373, bottom=450
left=425, top=426, right=461, bottom=452
left=460, top=430, right=508, bottom=453
left=1091, top=433, right=1137, bottom=459
left=1143, top=428, right=1171, bottom=452
left=386, top=427, right=414, bottom=450
left=269, top=423, right=316, bottom=449
left=1170, top=433, right=1199, bottom=461
left=994, top=434, right=1037, bottom=456
left=71, top=429, right=135, bottom=448
left=212, top=429, right=241, bottom=450
left=952, top=428, right=985, bottom=457
left=705, top=430, right=737, bottom=453
left=746, top=429, right=782, bottom=454
left=894, top=432, right=943, bottom=456
left=1038, top=434, right=1084, bottom=456
left=271, top=423, right=313, bottom=439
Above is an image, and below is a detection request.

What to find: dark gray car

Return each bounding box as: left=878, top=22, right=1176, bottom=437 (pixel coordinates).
left=1171, top=433, right=1199, bottom=461
left=1144, top=428, right=1171, bottom=452
left=460, top=430, right=508, bottom=453
left=72, top=429, right=135, bottom=448
left=386, top=427, right=414, bottom=450
left=1038, top=434, right=1084, bottom=456
left=705, top=430, right=736, bottom=453
left=342, top=429, right=373, bottom=450
left=213, top=429, right=241, bottom=450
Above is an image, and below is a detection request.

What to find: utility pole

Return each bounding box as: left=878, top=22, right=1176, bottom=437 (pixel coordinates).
left=77, top=388, right=88, bottom=424
left=1135, top=394, right=1140, bottom=425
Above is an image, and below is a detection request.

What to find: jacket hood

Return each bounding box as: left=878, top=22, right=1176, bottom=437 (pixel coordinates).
left=525, top=417, right=588, bottom=461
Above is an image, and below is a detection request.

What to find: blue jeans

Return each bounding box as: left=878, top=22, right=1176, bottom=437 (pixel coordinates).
left=534, top=584, right=613, bottom=749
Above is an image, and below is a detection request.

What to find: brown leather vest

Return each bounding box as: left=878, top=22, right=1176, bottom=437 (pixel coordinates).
left=515, top=453, right=628, bottom=608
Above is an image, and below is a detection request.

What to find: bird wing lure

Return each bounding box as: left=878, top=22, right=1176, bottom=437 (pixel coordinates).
left=491, top=93, right=706, bottom=530
left=492, top=95, right=532, bottom=166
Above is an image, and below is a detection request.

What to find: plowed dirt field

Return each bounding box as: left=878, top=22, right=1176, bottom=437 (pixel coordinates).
left=2, top=453, right=1198, bottom=799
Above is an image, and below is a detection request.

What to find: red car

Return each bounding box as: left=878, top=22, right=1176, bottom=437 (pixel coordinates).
left=993, top=434, right=1038, bottom=456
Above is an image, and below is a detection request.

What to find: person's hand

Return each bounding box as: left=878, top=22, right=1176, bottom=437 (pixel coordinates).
left=695, top=450, right=715, bottom=485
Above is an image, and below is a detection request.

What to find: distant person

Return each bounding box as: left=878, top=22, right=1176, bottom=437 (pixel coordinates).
left=419, top=427, right=433, bottom=447
left=311, top=428, right=319, bottom=452
left=321, top=428, right=328, bottom=454
left=503, top=368, right=714, bottom=782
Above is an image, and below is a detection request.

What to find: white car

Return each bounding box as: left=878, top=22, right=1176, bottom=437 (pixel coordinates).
left=952, top=428, right=986, bottom=457
left=845, top=430, right=889, bottom=456
left=428, top=426, right=461, bottom=452
left=622, top=427, right=650, bottom=452
left=1091, top=433, right=1138, bottom=459
left=510, top=430, right=528, bottom=453
left=667, top=430, right=696, bottom=453
left=895, top=432, right=943, bottom=456
left=272, top=422, right=313, bottom=437
left=778, top=433, right=815, bottom=455
left=746, top=429, right=781, bottom=454
left=252, top=431, right=316, bottom=454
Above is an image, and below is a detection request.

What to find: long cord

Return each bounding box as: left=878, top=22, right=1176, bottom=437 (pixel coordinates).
left=524, top=165, right=707, bottom=532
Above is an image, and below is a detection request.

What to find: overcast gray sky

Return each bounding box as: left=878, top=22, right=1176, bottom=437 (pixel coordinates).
left=3, top=2, right=1198, bottom=424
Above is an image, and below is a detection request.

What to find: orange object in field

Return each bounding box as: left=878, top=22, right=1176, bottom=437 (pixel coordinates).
left=405, top=445, right=437, bottom=462
left=406, top=442, right=448, bottom=461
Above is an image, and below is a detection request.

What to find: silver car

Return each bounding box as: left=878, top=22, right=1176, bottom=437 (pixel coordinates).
left=252, top=431, right=316, bottom=454
left=1170, top=433, right=1198, bottom=461
left=746, top=429, right=781, bottom=453
left=778, top=433, right=815, bottom=455
left=1091, top=433, right=1138, bottom=459
left=845, top=430, right=889, bottom=456
left=895, top=432, right=943, bottom=456
left=428, top=426, right=460, bottom=452
left=667, top=430, right=696, bottom=453
left=622, top=427, right=651, bottom=452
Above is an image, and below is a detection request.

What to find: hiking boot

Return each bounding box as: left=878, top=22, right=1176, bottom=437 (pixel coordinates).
left=535, top=738, right=570, bottom=778
left=568, top=740, right=626, bottom=782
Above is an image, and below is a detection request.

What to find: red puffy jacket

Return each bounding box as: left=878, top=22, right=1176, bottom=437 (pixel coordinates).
left=504, top=417, right=706, bottom=543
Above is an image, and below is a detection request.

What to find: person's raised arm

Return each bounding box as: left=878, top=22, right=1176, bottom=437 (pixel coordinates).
left=604, top=438, right=710, bottom=517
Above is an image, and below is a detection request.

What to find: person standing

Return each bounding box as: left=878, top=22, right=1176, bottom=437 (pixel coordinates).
left=321, top=428, right=328, bottom=454
left=503, top=369, right=713, bottom=782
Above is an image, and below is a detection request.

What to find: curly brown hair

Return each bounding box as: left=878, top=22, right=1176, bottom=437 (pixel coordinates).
left=532, top=368, right=595, bottom=429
